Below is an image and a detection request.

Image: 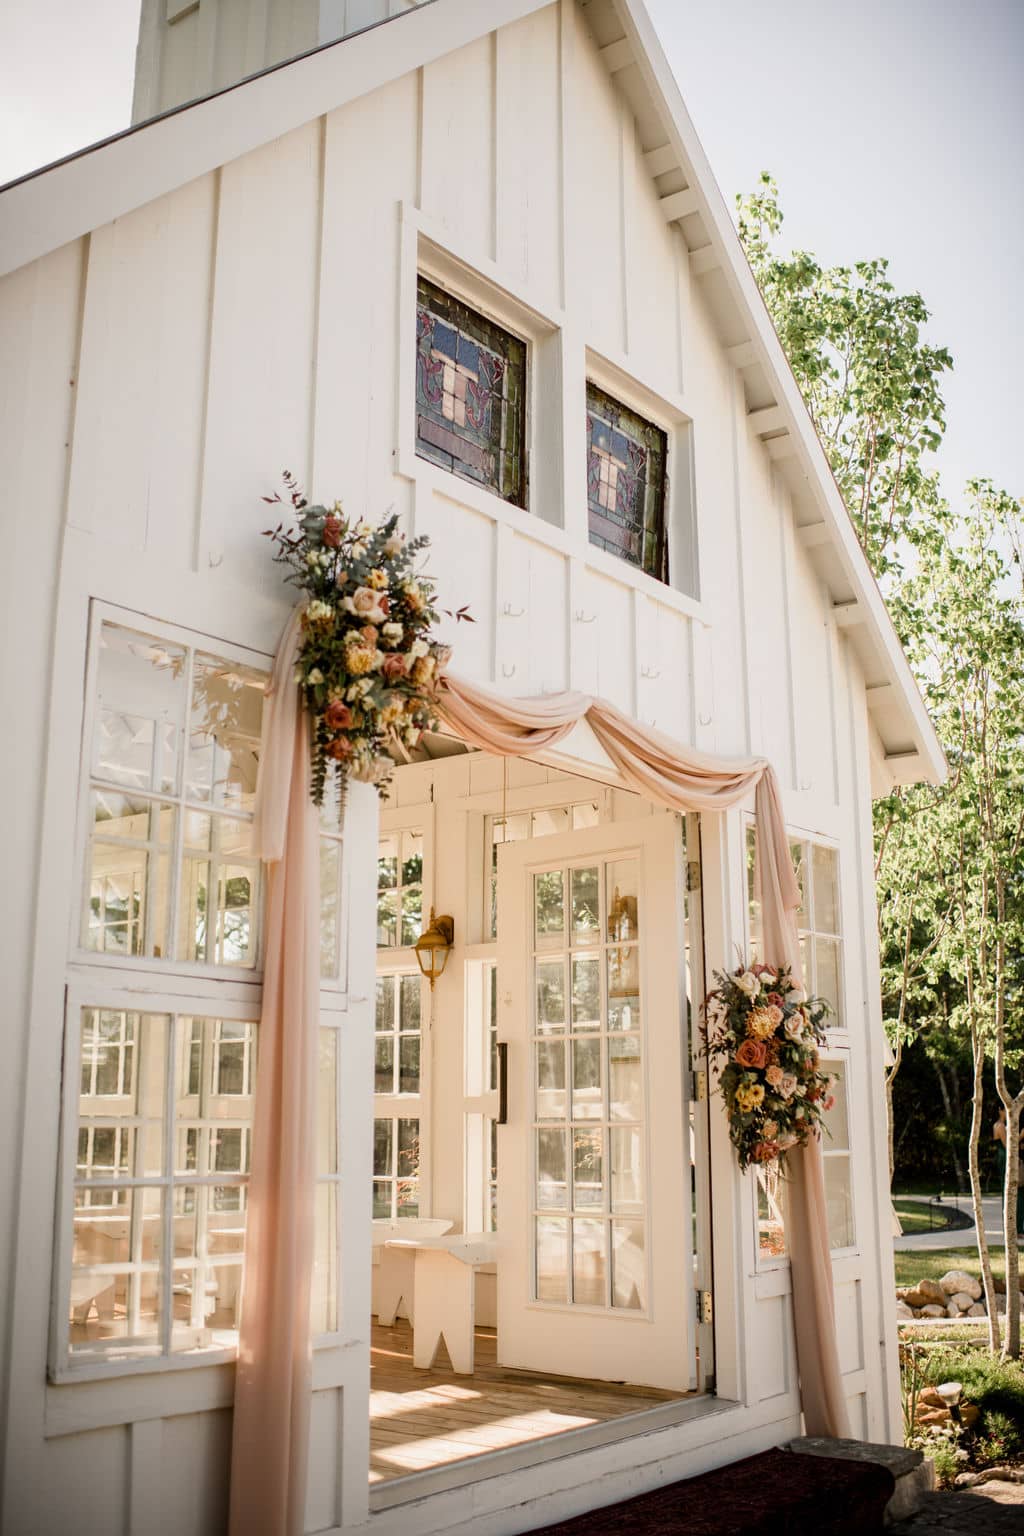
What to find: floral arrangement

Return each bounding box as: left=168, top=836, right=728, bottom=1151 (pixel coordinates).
left=702, top=963, right=836, bottom=1173
left=263, top=473, right=471, bottom=805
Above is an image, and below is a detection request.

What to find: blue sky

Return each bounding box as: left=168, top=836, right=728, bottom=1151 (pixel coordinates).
left=1, top=0, right=1020, bottom=509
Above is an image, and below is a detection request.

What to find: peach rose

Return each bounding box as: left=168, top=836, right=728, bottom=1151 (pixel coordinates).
left=382, top=653, right=408, bottom=682
left=322, top=513, right=342, bottom=548
left=325, top=736, right=352, bottom=760
left=324, top=699, right=353, bottom=731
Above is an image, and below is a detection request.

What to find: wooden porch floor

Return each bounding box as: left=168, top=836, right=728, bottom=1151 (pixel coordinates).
left=369, top=1319, right=680, bottom=1484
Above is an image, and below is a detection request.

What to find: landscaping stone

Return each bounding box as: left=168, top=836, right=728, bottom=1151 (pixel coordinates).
left=920, top=1303, right=947, bottom=1317
left=903, top=1288, right=928, bottom=1309
left=967, top=1303, right=986, bottom=1317
left=788, top=1436, right=932, bottom=1526
left=919, top=1279, right=948, bottom=1305
left=939, top=1270, right=982, bottom=1300
left=950, top=1292, right=975, bottom=1311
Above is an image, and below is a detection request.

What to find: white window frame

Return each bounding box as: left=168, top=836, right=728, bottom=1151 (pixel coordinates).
left=819, top=1047, right=856, bottom=1256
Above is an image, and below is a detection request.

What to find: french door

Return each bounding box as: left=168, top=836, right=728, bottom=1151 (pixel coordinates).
left=496, top=813, right=701, bottom=1392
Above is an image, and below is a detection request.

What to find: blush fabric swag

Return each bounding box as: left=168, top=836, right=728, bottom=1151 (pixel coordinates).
left=230, top=615, right=849, bottom=1536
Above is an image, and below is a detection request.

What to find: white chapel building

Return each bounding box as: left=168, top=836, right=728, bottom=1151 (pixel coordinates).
left=0, top=2, right=943, bottom=1533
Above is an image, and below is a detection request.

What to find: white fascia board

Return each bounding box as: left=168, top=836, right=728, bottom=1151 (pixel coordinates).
left=0, top=0, right=550, bottom=279
left=613, top=0, right=946, bottom=788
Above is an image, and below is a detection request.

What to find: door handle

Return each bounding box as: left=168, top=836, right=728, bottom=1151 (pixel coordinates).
left=497, top=1042, right=509, bottom=1125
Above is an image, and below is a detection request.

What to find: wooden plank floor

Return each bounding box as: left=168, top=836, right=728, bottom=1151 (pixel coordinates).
left=370, top=1320, right=682, bottom=1484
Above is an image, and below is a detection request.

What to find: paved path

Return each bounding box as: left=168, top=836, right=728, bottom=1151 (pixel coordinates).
left=889, top=1480, right=1024, bottom=1533
left=894, top=1194, right=1007, bottom=1253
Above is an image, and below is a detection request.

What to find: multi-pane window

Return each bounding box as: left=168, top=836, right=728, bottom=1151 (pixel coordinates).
left=374, top=975, right=422, bottom=1096
left=377, top=829, right=424, bottom=948
left=531, top=856, right=646, bottom=1311
left=313, top=1023, right=341, bottom=1333
left=415, top=276, right=527, bottom=508
left=586, top=383, right=668, bottom=583
left=486, top=801, right=600, bottom=937
left=821, top=1060, right=854, bottom=1251
left=319, top=768, right=346, bottom=982
left=373, top=1118, right=421, bottom=1220
left=746, top=828, right=843, bottom=1024
left=82, top=621, right=266, bottom=968
left=68, top=1008, right=256, bottom=1361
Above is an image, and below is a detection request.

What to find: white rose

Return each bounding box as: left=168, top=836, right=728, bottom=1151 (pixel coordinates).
left=382, top=623, right=403, bottom=641
left=760, top=970, right=777, bottom=987
left=383, top=533, right=405, bottom=556
left=736, top=971, right=759, bottom=997
left=307, top=668, right=324, bottom=685
left=305, top=551, right=319, bottom=567
left=341, top=596, right=356, bottom=614
left=787, top=986, right=806, bottom=1005
left=410, top=638, right=429, bottom=659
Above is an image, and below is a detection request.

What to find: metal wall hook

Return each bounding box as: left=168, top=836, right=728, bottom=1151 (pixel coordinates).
left=574, top=609, right=596, bottom=624
left=698, top=710, right=712, bottom=727
left=502, top=602, right=526, bottom=618
left=501, top=662, right=517, bottom=678
left=640, top=665, right=661, bottom=680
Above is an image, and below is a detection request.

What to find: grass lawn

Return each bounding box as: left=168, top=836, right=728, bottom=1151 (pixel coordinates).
left=893, top=1197, right=973, bottom=1236
left=893, top=1245, right=1021, bottom=1290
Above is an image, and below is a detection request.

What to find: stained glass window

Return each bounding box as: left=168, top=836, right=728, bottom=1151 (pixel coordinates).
left=586, top=384, right=668, bottom=582
left=415, top=276, right=527, bottom=507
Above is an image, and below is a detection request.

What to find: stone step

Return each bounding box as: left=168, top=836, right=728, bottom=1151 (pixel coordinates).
left=789, top=1436, right=935, bottom=1525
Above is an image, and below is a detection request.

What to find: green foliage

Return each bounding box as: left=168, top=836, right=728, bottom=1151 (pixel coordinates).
left=927, top=1439, right=962, bottom=1487
left=924, top=1347, right=1024, bottom=1440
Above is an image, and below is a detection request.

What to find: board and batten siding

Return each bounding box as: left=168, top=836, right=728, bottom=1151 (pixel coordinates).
left=0, top=5, right=899, bottom=1532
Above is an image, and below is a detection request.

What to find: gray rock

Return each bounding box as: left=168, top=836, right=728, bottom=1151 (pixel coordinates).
left=967, top=1303, right=986, bottom=1317
left=938, top=1269, right=982, bottom=1300
left=918, top=1278, right=948, bottom=1305
left=920, top=1303, right=946, bottom=1317
left=895, top=1300, right=915, bottom=1319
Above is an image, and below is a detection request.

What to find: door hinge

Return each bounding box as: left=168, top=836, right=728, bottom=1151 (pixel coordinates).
left=697, top=1289, right=713, bottom=1325
left=692, top=1069, right=707, bottom=1102
left=686, top=859, right=701, bottom=892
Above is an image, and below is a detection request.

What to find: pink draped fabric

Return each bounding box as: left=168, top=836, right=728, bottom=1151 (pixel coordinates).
left=438, top=673, right=850, bottom=1440
left=230, top=606, right=320, bottom=1536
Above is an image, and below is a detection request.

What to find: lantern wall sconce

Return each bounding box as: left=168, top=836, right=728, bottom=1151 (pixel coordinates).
left=414, top=908, right=455, bottom=989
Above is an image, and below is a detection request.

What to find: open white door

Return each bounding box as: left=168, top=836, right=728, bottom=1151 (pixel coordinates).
left=496, top=813, right=694, bottom=1392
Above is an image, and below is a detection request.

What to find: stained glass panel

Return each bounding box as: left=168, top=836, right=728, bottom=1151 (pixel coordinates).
left=415, top=277, right=526, bottom=507
left=586, top=383, right=668, bottom=582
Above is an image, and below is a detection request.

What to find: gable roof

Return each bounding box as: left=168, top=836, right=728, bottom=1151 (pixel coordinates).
left=0, top=0, right=943, bottom=788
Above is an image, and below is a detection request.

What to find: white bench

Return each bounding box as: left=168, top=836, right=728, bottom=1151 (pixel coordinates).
left=383, top=1233, right=497, bottom=1374
left=372, top=1217, right=453, bottom=1326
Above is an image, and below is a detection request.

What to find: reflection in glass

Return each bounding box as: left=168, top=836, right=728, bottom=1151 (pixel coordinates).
left=812, top=843, right=839, bottom=933
left=570, top=866, right=600, bottom=940
left=611, top=1220, right=645, bottom=1309
left=571, top=955, right=601, bottom=1030
left=824, top=1157, right=855, bottom=1250
left=376, top=977, right=395, bottom=1032
left=609, top=1035, right=642, bottom=1121
left=375, top=1037, right=395, bottom=1094
left=534, top=870, right=565, bottom=940
left=69, top=1187, right=162, bottom=1351
left=821, top=1066, right=849, bottom=1148
left=399, top=1036, right=420, bottom=1095
left=757, top=1167, right=788, bottom=1260
left=572, top=1218, right=606, bottom=1306
left=816, top=936, right=841, bottom=1019
left=536, top=1040, right=567, bottom=1120
left=573, top=1129, right=604, bottom=1210
left=535, top=960, right=566, bottom=1032
left=536, top=1216, right=568, bottom=1303
left=320, top=838, right=341, bottom=979
left=610, top=1126, right=643, bottom=1215
left=536, top=1127, right=567, bottom=1210
left=93, top=624, right=185, bottom=795
left=86, top=792, right=175, bottom=957
left=571, top=1038, right=602, bottom=1121
left=186, top=653, right=264, bottom=811
left=607, top=946, right=639, bottom=1029
left=606, top=860, right=639, bottom=941
left=317, top=1030, right=338, bottom=1175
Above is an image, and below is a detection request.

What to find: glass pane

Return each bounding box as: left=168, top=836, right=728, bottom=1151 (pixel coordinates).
left=571, top=802, right=600, bottom=830
left=610, top=1126, right=643, bottom=1215
left=757, top=1167, right=788, bottom=1260
left=572, top=1218, right=606, bottom=1306
left=535, top=1040, right=567, bottom=1120
left=824, top=1156, right=855, bottom=1250
left=746, top=824, right=761, bottom=955
left=607, top=947, right=640, bottom=1030
left=374, top=1038, right=395, bottom=1094
left=535, top=1216, right=569, bottom=1303
left=373, top=1119, right=393, bottom=1178
left=70, top=1187, right=162, bottom=1350
left=535, top=960, right=566, bottom=1033
left=320, top=838, right=341, bottom=979
left=536, top=1128, right=568, bottom=1210
left=531, top=807, right=569, bottom=839
left=611, top=1220, right=645, bottom=1309
left=397, top=1119, right=420, bottom=1179
left=212, top=1022, right=255, bottom=1099
left=816, top=936, right=841, bottom=1019
left=534, top=870, right=565, bottom=940
left=571, top=1038, right=602, bottom=1121
left=570, top=867, right=600, bottom=941
left=487, top=966, right=499, bottom=1093
left=375, top=977, right=395, bottom=1032
left=571, top=955, right=601, bottom=1031
left=573, top=1129, right=604, bottom=1211
left=609, top=1035, right=642, bottom=1121
left=376, top=889, right=398, bottom=948
left=401, top=885, right=422, bottom=947
left=178, top=812, right=258, bottom=967
left=397, top=1184, right=420, bottom=1219
left=373, top=1180, right=392, bottom=1219
left=399, top=975, right=421, bottom=1031
left=606, top=859, right=639, bottom=941
left=210, top=1126, right=249, bottom=1176
left=821, top=1065, right=849, bottom=1149
left=93, top=623, right=185, bottom=794
left=378, top=837, right=399, bottom=890
left=85, top=792, right=174, bottom=957
left=311, top=1183, right=338, bottom=1335
left=812, top=844, right=839, bottom=933
left=399, top=1037, right=420, bottom=1095
left=401, top=830, right=424, bottom=887
left=790, top=841, right=807, bottom=924
left=186, top=652, right=265, bottom=810
left=318, top=1030, right=338, bottom=1174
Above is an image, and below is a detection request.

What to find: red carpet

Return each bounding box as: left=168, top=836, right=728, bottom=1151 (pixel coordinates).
left=527, top=1446, right=895, bottom=1534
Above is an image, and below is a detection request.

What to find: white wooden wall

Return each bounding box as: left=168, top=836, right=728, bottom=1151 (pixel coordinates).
left=0, top=3, right=900, bottom=1531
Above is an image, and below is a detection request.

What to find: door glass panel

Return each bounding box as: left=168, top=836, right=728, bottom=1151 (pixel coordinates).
left=571, top=955, right=601, bottom=1030
left=607, top=946, right=640, bottom=1029
left=816, top=936, right=841, bottom=1016
left=535, top=960, right=566, bottom=1032
left=611, top=1220, right=645, bottom=1310
left=536, top=1041, right=567, bottom=1120
left=571, top=1038, right=602, bottom=1120
left=609, top=1035, right=642, bottom=1121
left=536, top=1217, right=569, bottom=1302
left=570, top=866, right=600, bottom=941
left=572, top=1218, right=606, bottom=1305
left=573, top=1128, right=604, bottom=1210
left=610, top=1126, right=643, bottom=1215
left=606, top=859, right=639, bottom=940
left=812, top=844, right=839, bottom=933
left=92, top=624, right=185, bottom=794
left=534, top=870, right=565, bottom=941
left=536, top=1128, right=567, bottom=1209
